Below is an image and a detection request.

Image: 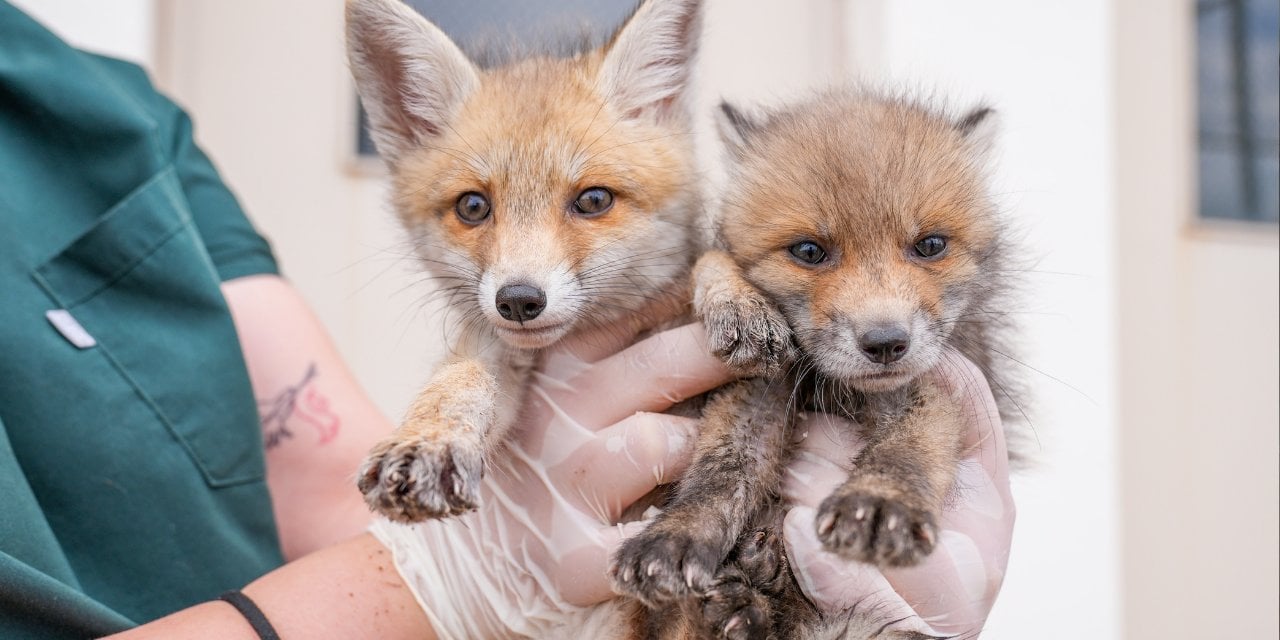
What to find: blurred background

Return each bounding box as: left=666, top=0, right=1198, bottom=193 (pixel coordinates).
left=12, top=0, right=1277, bottom=637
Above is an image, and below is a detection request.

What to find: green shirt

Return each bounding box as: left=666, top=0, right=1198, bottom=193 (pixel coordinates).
left=0, top=4, right=285, bottom=637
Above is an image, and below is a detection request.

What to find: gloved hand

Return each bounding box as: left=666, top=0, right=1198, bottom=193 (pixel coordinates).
left=781, top=349, right=1016, bottom=637
left=369, top=323, right=733, bottom=639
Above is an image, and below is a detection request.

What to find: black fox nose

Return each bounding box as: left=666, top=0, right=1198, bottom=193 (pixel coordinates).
left=495, top=284, right=546, bottom=322
left=859, top=325, right=911, bottom=364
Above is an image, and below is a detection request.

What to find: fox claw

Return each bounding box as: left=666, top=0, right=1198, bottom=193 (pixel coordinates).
left=816, top=491, right=938, bottom=568
left=697, top=528, right=789, bottom=640
left=610, top=527, right=721, bottom=607
left=700, top=293, right=796, bottom=377
left=357, top=434, right=484, bottom=522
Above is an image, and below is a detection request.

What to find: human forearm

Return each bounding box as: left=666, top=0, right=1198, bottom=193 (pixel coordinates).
left=222, top=275, right=395, bottom=559
left=103, top=534, right=434, bottom=640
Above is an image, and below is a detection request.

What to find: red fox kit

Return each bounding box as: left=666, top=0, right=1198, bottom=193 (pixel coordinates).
left=610, top=90, right=1020, bottom=639
left=345, top=0, right=704, bottom=522
left=345, top=2, right=805, bottom=637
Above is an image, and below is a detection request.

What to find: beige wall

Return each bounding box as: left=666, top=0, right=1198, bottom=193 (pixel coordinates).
left=1115, top=1, right=1280, bottom=638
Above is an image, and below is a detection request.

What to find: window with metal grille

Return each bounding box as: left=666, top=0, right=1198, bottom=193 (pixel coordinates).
left=1196, top=0, right=1280, bottom=222
left=356, top=0, right=638, bottom=158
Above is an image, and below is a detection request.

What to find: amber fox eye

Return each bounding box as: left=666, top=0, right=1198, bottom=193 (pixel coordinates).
left=788, top=240, right=828, bottom=265
left=455, top=192, right=491, bottom=224
left=572, top=187, right=614, bottom=216
left=914, top=235, right=948, bottom=259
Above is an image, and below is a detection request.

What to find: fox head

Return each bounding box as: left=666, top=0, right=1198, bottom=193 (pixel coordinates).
left=347, top=0, right=703, bottom=349
left=716, top=91, right=1005, bottom=392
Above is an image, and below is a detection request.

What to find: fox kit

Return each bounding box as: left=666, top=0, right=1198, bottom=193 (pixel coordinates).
left=610, top=89, right=1018, bottom=639
left=344, top=1, right=775, bottom=637
left=345, top=0, right=704, bottom=522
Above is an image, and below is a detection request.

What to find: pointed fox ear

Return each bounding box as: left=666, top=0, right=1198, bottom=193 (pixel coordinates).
left=599, top=0, right=703, bottom=125
left=715, top=100, right=764, bottom=152
left=345, top=0, right=479, bottom=162
left=956, top=105, right=999, bottom=159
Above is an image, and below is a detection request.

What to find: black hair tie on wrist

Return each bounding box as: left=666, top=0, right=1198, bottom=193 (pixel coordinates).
left=218, top=590, right=281, bottom=640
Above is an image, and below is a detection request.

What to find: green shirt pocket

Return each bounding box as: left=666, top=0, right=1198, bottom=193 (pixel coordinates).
left=33, top=168, right=266, bottom=488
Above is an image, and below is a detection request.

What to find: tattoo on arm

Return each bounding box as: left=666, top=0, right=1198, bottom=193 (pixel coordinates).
left=259, top=363, right=341, bottom=450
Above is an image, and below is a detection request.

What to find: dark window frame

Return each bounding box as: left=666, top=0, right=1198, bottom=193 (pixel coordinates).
left=1194, top=0, right=1280, bottom=224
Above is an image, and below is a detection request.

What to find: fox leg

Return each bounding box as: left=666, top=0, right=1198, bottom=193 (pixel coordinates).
left=358, top=344, right=533, bottom=522
left=611, top=376, right=793, bottom=608
left=815, top=380, right=965, bottom=568
left=693, top=250, right=797, bottom=377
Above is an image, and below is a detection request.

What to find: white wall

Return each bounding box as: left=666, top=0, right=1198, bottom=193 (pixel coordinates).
left=841, top=2, right=1120, bottom=638
left=8, top=0, right=154, bottom=67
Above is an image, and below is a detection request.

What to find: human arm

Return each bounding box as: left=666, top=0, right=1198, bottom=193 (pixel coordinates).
left=103, top=534, right=434, bottom=640
left=105, top=274, right=427, bottom=638
left=782, top=350, right=1016, bottom=636
left=221, top=274, right=394, bottom=560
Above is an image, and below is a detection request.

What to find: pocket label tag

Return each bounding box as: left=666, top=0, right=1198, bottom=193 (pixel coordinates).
left=46, top=309, right=97, bottom=349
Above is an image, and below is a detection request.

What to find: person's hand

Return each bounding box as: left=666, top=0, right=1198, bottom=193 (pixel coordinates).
left=780, top=350, right=1016, bottom=637
left=369, top=323, right=732, bottom=639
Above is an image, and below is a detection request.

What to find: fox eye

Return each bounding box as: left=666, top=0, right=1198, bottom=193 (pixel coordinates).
left=572, top=187, right=614, bottom=216
left=455, top=192, right=491, bottom=224
left=913, top=235, right=948, bottom=259
left=788, top=241, right=828, bottom=265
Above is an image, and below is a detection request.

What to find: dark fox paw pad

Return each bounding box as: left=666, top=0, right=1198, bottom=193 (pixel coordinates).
left=695, top=528, right=789, bottom=640
left=702, top=578, right=770, bottom=640
left=815, top=492, right=938, bottom=568
left=701, top=295, right=797, bottom=377
left=357, top=435, right=484, bottom=522
left=730, top=528, right=786, bottom=589
left=610, top=529, right=721, bottom=607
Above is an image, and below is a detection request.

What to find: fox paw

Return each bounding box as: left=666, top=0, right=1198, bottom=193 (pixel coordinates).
left=699, top=529, right=787, bottom=640
left=730, top=528, right=787, bottom=590
left=610, top=527, right=724, bottom=607
left=357, top=434, right=484, bottom=522
left=815, top=492, right=938, bottom=568
left=702, top=577, right=771, bottom=640
left=700, top=293, right=796, bottom=377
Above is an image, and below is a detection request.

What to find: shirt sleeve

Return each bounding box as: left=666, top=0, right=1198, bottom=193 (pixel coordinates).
left=161, top=99, right=281, bottom=282
left=88, top=55, right=281, bottom=282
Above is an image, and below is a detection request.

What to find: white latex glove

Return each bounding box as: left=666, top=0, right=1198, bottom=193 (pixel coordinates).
left=370, top=324, right=732, bottom=639
left=781, top=349, right=1016, bottom=637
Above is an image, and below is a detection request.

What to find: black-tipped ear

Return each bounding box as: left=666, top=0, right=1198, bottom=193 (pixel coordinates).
left=716, top=101, right=761, bottom=151
left=956, top=105, right=998, bottom=157
left=956, top=106, right=994, bottom=136
left=346, top=0, right=479, bottom=163
left=599, top=0, right=703, bottom=124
